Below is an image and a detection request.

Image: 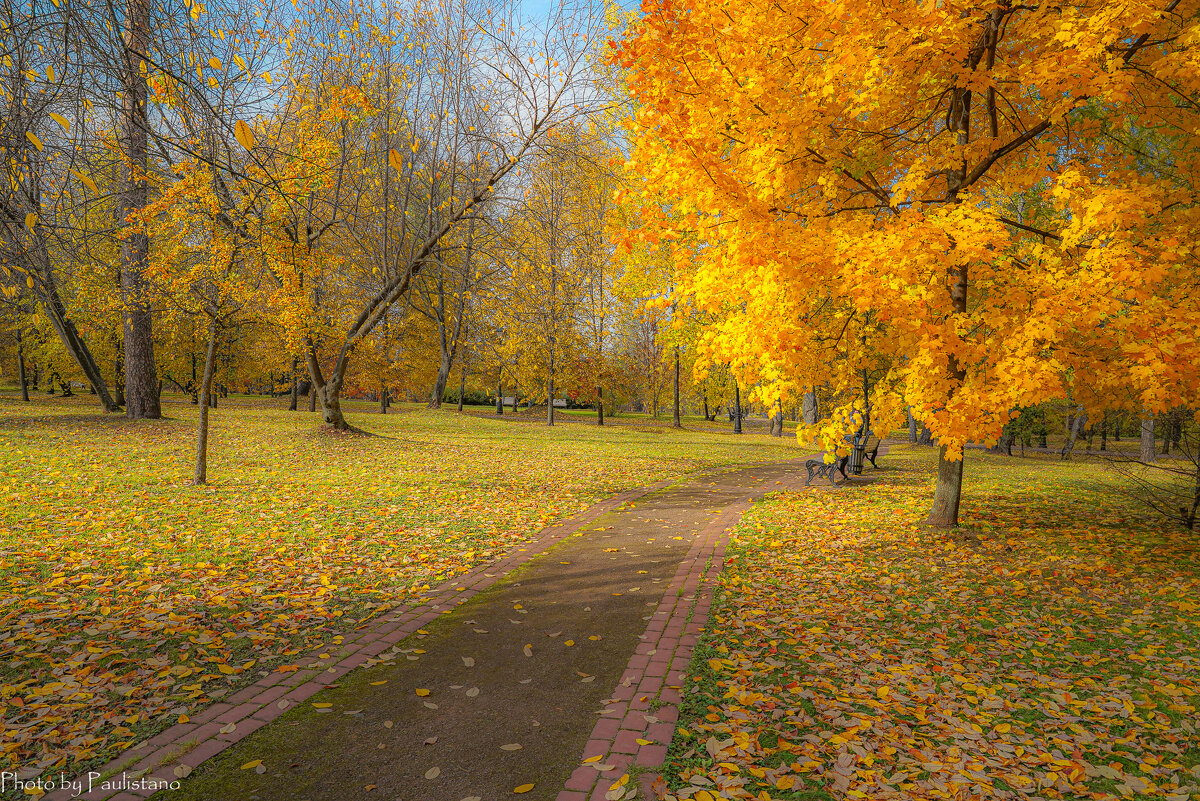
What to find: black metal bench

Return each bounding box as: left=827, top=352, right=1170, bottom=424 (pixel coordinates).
left=804, top=453, right=850, bottom=487
left=863, top=437, right=881, bottom=469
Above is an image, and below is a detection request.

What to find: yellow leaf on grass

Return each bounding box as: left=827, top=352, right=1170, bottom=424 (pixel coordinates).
left=312, top=702, right=332, bottom=709
left=370, top=680, right=387, bottom=686
left=240, top=760, right=262, bottom=770
left=416, top=688, right=430, bottom=696
left=513, top=784, right=534, bottom=794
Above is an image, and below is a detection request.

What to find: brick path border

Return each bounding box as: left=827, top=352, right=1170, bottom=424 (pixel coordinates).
left=553, top=496, right=754, bottom=801
left=556, top=451, right=888, bottom=801
left=43, top=478, right=679, bottom=801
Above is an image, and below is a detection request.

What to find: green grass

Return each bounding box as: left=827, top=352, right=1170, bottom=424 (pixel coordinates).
left=664, top=446, right=1200, bottom=801
left=0, top=392, right=800, bottom=784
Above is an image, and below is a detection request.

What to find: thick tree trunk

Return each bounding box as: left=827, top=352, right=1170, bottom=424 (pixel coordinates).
left=1141, top=416, right=1156, bottom=463
left=289, top=357, right=299, bottom=411
left=308, top=384, right=317, bottom=412
left=907, top=406, right=917, bottom=443
left=306, top=344, right=350, bottom=429
left=918, top=424, right=934, bottom=446
left=1113, top=416, right=1122, bottom=441
left=115, top=343, right=125, bottom=407
left=17, top=331, right=29, bottom=401
left=430, top=348, right=452, bottom=409
left=925, top=446, right=964, bottom=527
left=495, top=380, right=503, bottom=415
left=380, top=383, right=388, bottom=415
left=120, top=0, right=159, bottom=420
left=702, top=393, right=710, bottom=422
left=194, top=321, right=218, bottom=485
left=770, top=400, right=783, bottom=437
left=803, top=391, right=818, bottom=426
left=597, top=385, right=604, bottom=426
left=733, top=382, right=742, bottom=434
left=672, top=347, right=681, bottom=428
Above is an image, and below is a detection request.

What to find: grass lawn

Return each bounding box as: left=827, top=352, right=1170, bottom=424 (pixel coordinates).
left=0, top=393, right=799, bottom=782
left=667, top=445, right=1200, bottom=801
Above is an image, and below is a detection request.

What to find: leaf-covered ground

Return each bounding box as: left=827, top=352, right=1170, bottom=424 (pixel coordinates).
left=668, top=446, right=1200, bottom=801
left=0, top=395, right=796, bottom=782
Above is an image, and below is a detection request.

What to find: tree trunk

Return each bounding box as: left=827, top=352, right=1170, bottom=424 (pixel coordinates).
left=802, top=390, right=818, bottom=425
left=457, top=360, right=466, bottom=413
left=496, top=380, right=504, bottom=415
left=1162, top=411, right=1173, bottom=454
left=547, top=370, right=555, bottom=426
left=1061, top=410, right=1085, bottom=460
left=308, top=383, right=317, bottom=412
left=16, top=330, right=29, bottom=402
left=1113, top=416, right=1122, bottom=441
left=918, top=424, right=934, bottom=446
left=925, top=445, right=964, bottom=527
left=733, top=381, right=742, bottom=434
left=702, top=392, right=710, bottom=421
left=305, top=344, right=350, bottom=429
left=115, top=343, right=125, bottom=407
left=771, top=399, right=783, bottom=437
left=430, top=347, right=452, bottom=409
left=1140, top=416, right=1156, bottom=463
left=189, top=352, right=197, bottom=404
left=597, top=385, right=604, bottom=426
left=380, top=383, right=388, bottom=415
left=287, top=357, right=298, bottom=410
left=672, top=347, right=681, bottom=428
left=120, top=0, right=159, bottom=420
left=907, top=406, right=917, bottom=443
left=511, top=381, right=518, bottom=413
left=194, top=320, right=218, bottom=485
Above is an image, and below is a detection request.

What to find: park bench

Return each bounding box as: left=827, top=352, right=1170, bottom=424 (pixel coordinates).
left=803, top=431, right=881, bottom=487
left=804, top=453, right=850, bottom=487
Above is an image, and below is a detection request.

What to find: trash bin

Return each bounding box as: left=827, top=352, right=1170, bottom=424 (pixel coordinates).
left=848, top=440, right=865, bottom=475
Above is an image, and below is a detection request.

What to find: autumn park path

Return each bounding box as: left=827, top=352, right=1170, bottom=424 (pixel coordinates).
left=78, top=458, right=817, bottom=801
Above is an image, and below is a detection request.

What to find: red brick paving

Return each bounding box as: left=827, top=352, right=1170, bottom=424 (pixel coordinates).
left=39, top=478, right=674, bottom=801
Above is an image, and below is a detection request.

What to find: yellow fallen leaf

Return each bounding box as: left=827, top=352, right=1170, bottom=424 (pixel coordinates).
left=416, top=688, right=430, bottom=696
left=583, top=755, right=603, bottom=763
left=513, top=784, right=534, bottom=794
left=635, top=738, right=652, bottom=745
left=312, top=702, right=332, bottom=709
left=370, top=681, right=387, bottom=686
left=240, top=760, right=262, bottom=770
